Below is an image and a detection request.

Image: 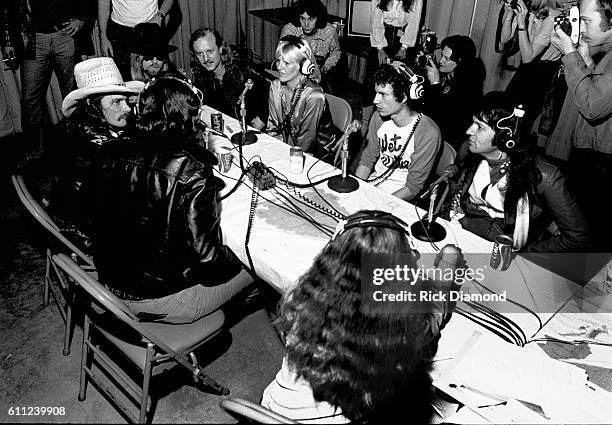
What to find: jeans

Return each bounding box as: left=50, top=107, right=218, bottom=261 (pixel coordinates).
left=106, top=20, right=135, bottom=81
left=21, top=31, right=76, bottom=158
left=126, top=269, right=253, bottom=324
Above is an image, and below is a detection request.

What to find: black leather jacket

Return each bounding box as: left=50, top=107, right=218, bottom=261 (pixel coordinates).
left=88, top=137, right=243, bottom=300
left=451, top=156, right=592, bottom=253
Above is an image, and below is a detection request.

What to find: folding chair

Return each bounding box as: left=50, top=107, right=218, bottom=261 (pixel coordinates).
left=325, top=93, right=352, bottom=132
left=11, top=173, right=95, bottom=356
left=433, top=141, right=457, bottom=216
left=51, top=253, right=229, bottom=423
left=220, top=397, right=298, bottom=424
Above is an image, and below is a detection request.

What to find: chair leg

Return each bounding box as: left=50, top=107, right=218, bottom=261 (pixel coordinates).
left=189, top=352, right=230, bottom=396
left=63, top=302, right=72, bottom=356
left=78, top=317, right=91, bottom=402
left=44, top=249, right=51, bottom=306
left=139, top=344, right=155, bottom=424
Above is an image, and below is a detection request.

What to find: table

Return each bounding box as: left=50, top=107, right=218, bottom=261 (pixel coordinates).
left=248, top=7, right=371, bottom=59
left=200, top=106, right=612, bottom=421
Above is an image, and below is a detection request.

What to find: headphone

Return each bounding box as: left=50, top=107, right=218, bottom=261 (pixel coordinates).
left=389, top=61, right=425, bottom=100
left=494, top=105, right=525, bottom=152
left=136, top=75, right=204, bottom=115
left=334, top=210, right=419, bottom=257
left=279, top=35, right=316, bottom=76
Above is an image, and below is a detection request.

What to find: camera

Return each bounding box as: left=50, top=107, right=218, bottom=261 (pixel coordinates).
left=2, top=52, right=19, bottom=71
left=419, top=28, right=437, bottom=56
left=555, top=5, right=579, bottom=45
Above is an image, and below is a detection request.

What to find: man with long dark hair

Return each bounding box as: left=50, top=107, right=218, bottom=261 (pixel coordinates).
left=262, top=210, right=464, bottom=423
left=87, top=75, right=253, bottom=323
left=447, top=91, right=591, bottom=252
left=49, top=57, right=143, bottom=243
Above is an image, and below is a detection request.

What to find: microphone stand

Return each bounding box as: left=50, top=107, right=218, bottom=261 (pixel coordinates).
left=327, top=137, right=359, bottom=193
left=231, top=94, right=258, bottom=147
left=411, top=184, right=446, bottom=242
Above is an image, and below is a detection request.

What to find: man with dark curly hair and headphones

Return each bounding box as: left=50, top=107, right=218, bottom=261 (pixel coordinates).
left=447, top=91, right=591, bottom=253
left=355, top=62, right=441, bottom=202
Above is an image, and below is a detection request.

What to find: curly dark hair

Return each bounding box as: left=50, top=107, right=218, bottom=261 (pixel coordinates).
left=290, top=0, right=328, bottom=28
left=373, top=63, right=423, bottom=110
left=475, top=91, right=541, bottom=215
left=276, top=210, right=437, bottom=423
left=135, top=75, right=201, bottom=140
left=378, top=0, right=417, bottom=12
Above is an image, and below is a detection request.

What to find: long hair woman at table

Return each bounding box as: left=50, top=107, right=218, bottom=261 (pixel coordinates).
left=261, top=210, right=463, bottom=423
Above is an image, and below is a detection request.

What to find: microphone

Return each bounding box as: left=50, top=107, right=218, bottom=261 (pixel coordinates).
left=322, top=120, right=361, bottom=153
left=236, top=79, right=254, bottom=105
left=327, top=120, right=362, bottom=194
left=419, top=165, right=458, bottom=199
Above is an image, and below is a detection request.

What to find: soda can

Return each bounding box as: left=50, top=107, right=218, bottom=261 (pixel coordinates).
left=211, top=113, right=224, bottom=134
left=490, top=234, right=514, bottom=271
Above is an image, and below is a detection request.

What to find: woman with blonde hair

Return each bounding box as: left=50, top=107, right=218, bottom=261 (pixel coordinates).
left=267, top=35, right=338, bottom=158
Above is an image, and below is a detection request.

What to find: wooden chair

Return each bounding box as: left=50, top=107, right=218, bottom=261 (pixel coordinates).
left=51, top=253, right=229, bottom=423
left=220, top=397, right=297, bottom=424
left=11, top=173, right=95, bottom=356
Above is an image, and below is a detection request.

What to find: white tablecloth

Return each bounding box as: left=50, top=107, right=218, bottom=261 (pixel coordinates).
left=201, top=106, right=585, bottom=344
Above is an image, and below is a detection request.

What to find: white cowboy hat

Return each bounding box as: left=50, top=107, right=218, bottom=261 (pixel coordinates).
left=62, top=57, right=145, bottom=117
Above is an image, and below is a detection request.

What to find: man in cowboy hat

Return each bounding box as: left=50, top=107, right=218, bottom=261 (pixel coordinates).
left=48, top=57, right=144, bottom=241
left=129, top=22, right=177, bottom=83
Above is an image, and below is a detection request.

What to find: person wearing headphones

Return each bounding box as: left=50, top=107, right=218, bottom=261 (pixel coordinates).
left=267, top=35, right=338, bottom=158
left=262, top=210, right=464, bottom=423
left=355, top=62, right=441, bottom=201
left=446, top=91, right=591, bottom=253
left=87, top=75, right=253, bottom=323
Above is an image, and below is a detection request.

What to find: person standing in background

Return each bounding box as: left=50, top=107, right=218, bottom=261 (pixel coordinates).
left=7, top=0, right=95, bottom=163
left=98, top=0, right=176, bottom=80
left=361, top=0, right=423, bottom=134
left=550, top=0, right=612, bottom=250
left=279, top=0, right=341, bottom=94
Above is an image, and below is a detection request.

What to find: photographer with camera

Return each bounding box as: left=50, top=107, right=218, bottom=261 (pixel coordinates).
left=501, top=0, right=568, bottom=133
left=422, top=35, right=486, bottom=150
left=549, top=0, right=612, bottom=250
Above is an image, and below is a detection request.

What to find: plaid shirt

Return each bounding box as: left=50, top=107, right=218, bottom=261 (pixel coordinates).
left=280, top=23, right=341, bottom=73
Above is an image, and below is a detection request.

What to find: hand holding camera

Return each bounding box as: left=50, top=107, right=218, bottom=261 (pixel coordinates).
left=553, top=6, right=579, bottom=45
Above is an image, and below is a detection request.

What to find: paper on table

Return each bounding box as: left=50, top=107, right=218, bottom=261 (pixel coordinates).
left=449, top=332, right=587, bottom=406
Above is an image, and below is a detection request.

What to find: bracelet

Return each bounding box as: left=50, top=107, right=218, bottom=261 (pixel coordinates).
left=518, top=27, right=526, bottom=31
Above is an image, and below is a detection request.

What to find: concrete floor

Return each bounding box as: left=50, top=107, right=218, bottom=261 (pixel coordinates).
left=0, top=137, right=285, bottom=423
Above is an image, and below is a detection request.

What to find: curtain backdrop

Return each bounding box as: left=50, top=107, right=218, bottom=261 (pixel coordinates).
left=1, top=0, right=514, bottom=138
